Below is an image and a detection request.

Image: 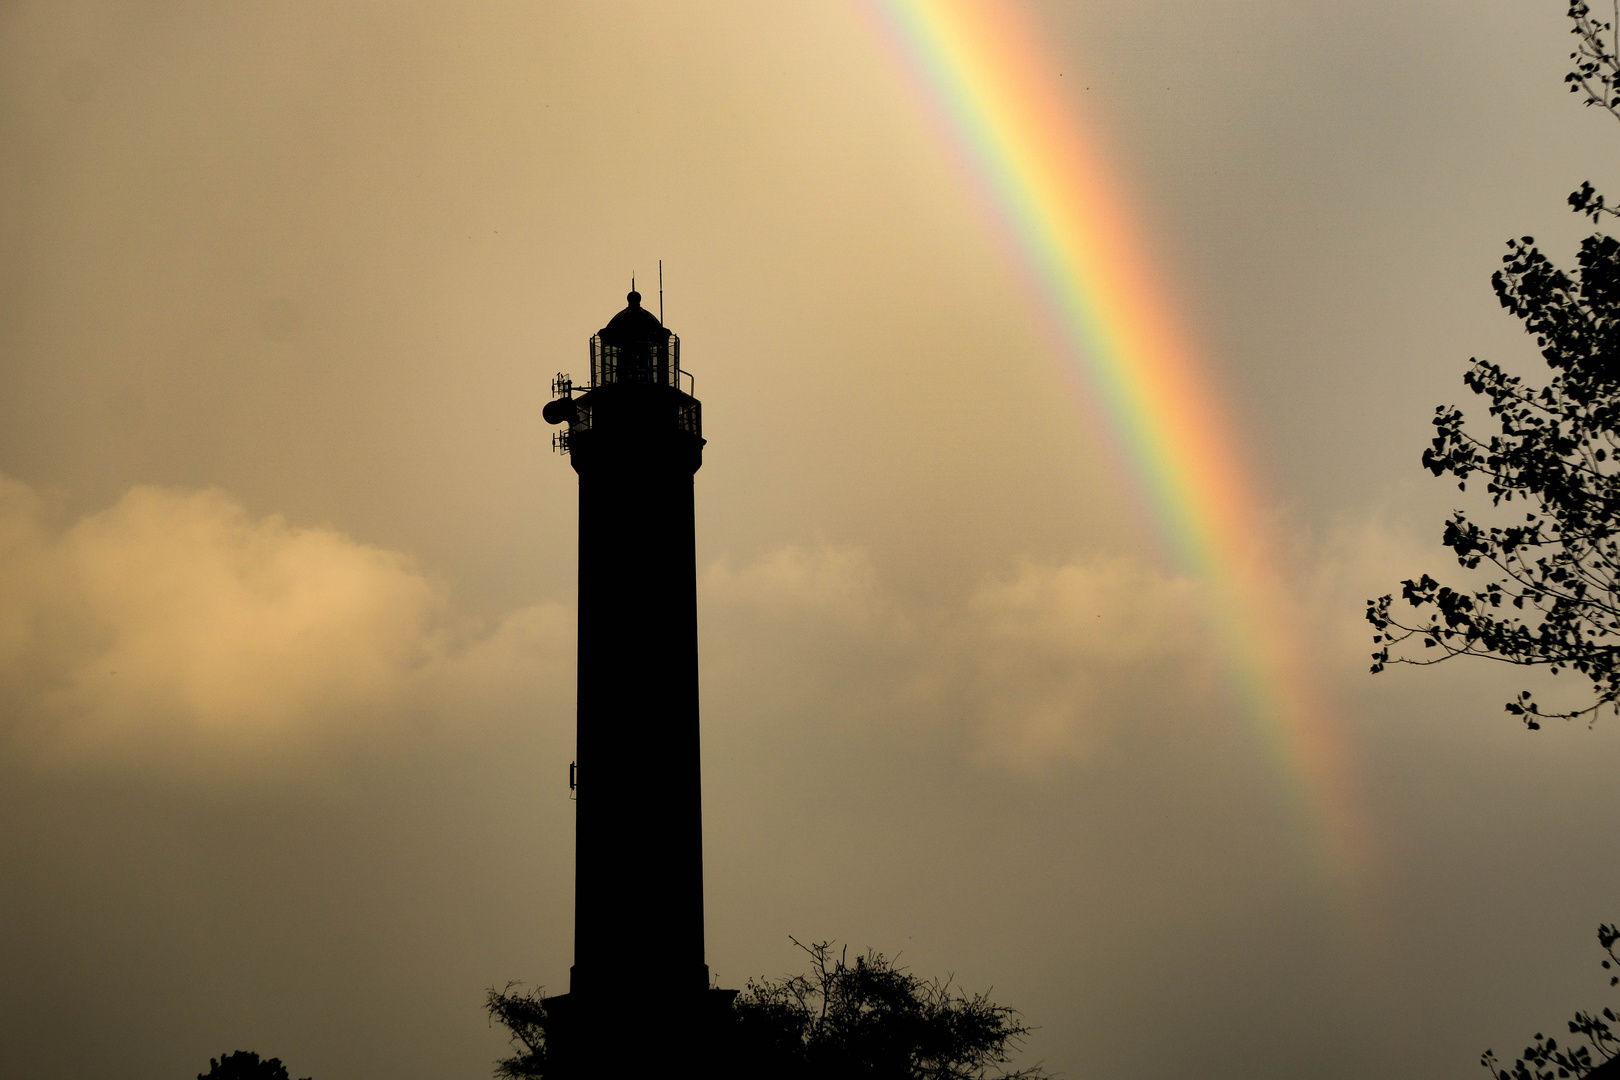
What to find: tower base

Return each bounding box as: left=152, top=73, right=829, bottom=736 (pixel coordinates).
left=538, top=987, right=739, bottom=1078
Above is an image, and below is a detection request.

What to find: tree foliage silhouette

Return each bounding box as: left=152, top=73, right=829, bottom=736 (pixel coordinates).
left=1480, top=925, right=1620, bottom=1079
left=728, top=939, right=1046, bottom=1080
left=485, top=982, right=556, bottom=1080
left=485, top=940, right=1046, bottom=1080
left=1367, top=2, right=1620, bottom=727
left=197, top=1050, right=310, bottom=1080
left=1363, top=2, right=1620, bottom=1074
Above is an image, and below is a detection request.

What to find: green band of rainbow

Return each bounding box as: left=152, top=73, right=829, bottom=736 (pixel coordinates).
left=863, top=0, right=1371, bottom=882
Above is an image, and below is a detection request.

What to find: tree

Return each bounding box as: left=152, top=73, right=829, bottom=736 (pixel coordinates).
left=1365, top=5, right=1620, bottom=1076
left=484, top=939, right=1047, bottom=1080
left=197, top=1050, right=310, bottom=1080
left=1366, top=2, right=1620, bottom=726
left=485, top=982, right=557, bottom=1080
left=728, top=939, right=1047, bottom=1080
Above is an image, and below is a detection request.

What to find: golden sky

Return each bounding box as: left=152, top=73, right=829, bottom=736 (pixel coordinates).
left=4, top=3, right=1620, bottom=1079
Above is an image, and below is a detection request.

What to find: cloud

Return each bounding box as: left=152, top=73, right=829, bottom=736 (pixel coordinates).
left=959, top=556, right=1221, bottom=767
left=700, top=544, right=1223, bottom=772
left=694, top=510, right=1523, bottom=778
left=701, top=543, right=895, bottom=631
left=0, top=470, right=1469, bottom=784
left=0, top=474, right=571, bottom=767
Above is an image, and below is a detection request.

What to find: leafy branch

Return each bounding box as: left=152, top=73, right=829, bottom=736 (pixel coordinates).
left=1369, top=234, right=1620, bottom=725
left=1567, top=1, right=1620, bottom=219
left=1480, top=925, right=1620, bottom=1079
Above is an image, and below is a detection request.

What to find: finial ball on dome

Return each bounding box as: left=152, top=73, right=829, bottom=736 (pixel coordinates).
left=627, top=290, right=642, bottom=308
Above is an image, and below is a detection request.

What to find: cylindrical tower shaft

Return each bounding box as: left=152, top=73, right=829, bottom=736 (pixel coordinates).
left=571, top=403, right=707, bottom=996
left=543, top=289, right=712, bottom=1068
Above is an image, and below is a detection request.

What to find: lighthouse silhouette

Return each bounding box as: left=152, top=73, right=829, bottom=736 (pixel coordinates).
left=542, top=285, right=727, bottom=1070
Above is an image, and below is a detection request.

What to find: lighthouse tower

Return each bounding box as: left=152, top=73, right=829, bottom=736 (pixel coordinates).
left=542, top=287, right=715, bottom=1066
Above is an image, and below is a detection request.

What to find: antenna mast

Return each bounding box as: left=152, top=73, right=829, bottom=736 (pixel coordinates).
left=659, top=260, right=664, bottom=324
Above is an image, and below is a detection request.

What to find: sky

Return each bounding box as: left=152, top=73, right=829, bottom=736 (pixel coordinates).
left=3, top=2, right=1620, bottom=1078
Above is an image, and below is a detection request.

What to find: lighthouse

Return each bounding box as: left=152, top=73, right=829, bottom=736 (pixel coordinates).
left=542, top=287, right=718, bottom=1067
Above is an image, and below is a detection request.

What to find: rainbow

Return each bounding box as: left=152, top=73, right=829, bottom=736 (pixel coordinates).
left=861, top=0, right=1370, bottom=881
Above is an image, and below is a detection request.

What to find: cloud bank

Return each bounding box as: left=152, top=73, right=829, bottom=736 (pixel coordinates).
left=700, top=543, right=1226, bottom=773
left=0, top=474, right=571, bottom=766
left=0, top=471, right=1457, bottom=788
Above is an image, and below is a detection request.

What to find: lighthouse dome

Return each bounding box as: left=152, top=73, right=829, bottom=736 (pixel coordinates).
left=599, top=290, right=669, bottom=345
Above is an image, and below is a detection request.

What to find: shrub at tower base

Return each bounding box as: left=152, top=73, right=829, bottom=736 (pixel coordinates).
left=196, top=1050, right=311, bottom=1080
left=486, top=940, right=1049, bottom=1080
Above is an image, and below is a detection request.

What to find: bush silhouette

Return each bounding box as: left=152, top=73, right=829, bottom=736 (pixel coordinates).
left=487, top=938, right=1047, bottom=1079
left=728, top=939, right=1047, bottom=1080
left=197, top=1050, right=310, bottom=1080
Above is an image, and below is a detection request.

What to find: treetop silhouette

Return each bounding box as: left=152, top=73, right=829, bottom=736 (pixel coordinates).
left=197, top=1050, right=310, bottom=1080
left=487, top=939, right=1048, bottom=1080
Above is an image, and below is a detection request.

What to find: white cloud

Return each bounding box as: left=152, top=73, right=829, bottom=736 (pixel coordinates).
left=0, top=474, right=572, bottom=767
